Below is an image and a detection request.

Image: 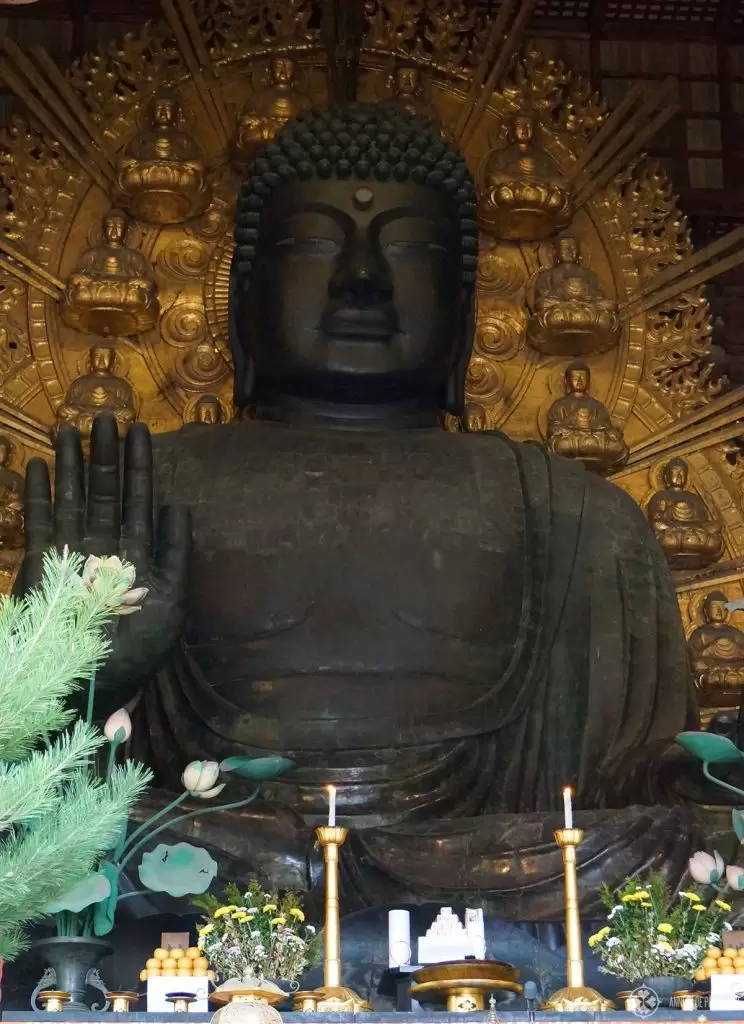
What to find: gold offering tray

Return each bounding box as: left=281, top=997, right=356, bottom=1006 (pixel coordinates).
left=410, top=960, right=522, bottom=1012
left=210, top=988, right=286, bottom=1007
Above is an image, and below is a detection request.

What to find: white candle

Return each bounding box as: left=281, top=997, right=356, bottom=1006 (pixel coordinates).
left=563, top=786, right=573, bottom=829
left=327, top=784, right=336, bottom=826
left=388, top=909, right=412, bottom=968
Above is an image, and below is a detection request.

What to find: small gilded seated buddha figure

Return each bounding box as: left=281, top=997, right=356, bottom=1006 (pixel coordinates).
left=191, top=394, right=224, bottom=426
left=389, top=66, right=441, bottom=124
left=688, top=591, right=744, bottom=709
left=116, top=94, right=211, bottom=224
left=547, top=361, right=629, bottom=475
left=232, top=55, right=312, bottom=168
left=56, top=344, right=135, bottom=444
left=527, top=235, right=620, bottom=356
left=60, top=209, right=159, bottom=337
left=647, top=458, right=724, bottom=571
left=0, top=435, right=25, bottom=585
left=479, top=112, right=572, bottom=241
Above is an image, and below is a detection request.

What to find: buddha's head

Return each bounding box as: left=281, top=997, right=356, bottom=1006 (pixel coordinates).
left=556, top=235, right=579, bottom=264
left=0, top=436, right=12, bottom=468
left=89, top=344, right=115, bottom=374
left=663, top=457, right=689, bottom=490
left=231, top=102, right=477, bottom=420
left=103, top=209, right=127, bottom=248
left=153, top=95, right=179, bottom=128
left=270, top=56, right=296, bottom=87
left=394, top=66, right=420, bottom=97
left=704, top=591, right=730, bottom=625
left=565, top=361, right=590, bottom=395
left=512, top=114, right=535, bottom=146
left=194, top=395, right=222, bottom=425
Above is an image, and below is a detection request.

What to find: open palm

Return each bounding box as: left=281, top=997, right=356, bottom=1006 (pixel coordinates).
left=16, top=413, right=190, bottom=713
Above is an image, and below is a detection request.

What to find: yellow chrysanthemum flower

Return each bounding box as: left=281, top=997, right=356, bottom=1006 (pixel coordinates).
left=214, top=906, right=237, bottom=919
left=715, top=899, right=732, bottom=912
left=640, top=901, right=653, bottom=908
left=636, top=891, right=650, bottom=899
left=680, top=891, right=700, bottom=901
left=289, top=908, right=305, bottom=921
left=262, top=904, right=278, bottom=913
left=270, top=917, right=286, bottom=926
left=622, top=894, right=636, bottom=903
left=657, top=923, right=673, bottom=934
left=588, top=927, right=610, bottom=947
left=692, top=905, right=707, bottom=912
left=235, top=914, right=250, bottom=923
left=199, top=923, right=215, bottom=936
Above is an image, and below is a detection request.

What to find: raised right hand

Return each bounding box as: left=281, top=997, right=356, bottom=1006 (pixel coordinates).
left=16, top=413, right=191, bottom=710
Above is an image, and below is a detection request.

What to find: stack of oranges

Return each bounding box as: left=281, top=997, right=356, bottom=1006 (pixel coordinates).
left=139, top=945, right=216, bottom=983
left=694, top=945, right=744, bottom=981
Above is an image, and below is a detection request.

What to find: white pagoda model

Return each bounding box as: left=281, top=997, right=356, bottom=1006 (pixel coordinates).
left=417, top=907, right=486, bottom=964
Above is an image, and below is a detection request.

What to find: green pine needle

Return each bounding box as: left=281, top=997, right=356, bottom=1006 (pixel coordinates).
left=0, top=549, right=153, bottom=961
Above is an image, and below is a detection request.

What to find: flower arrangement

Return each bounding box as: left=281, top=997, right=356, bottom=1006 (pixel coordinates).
left=193, top=880, right=321, bottom=984
left=588, top=873, right=731, bottom=983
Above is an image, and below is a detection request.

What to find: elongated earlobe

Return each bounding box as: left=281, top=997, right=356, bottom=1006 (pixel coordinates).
left=444, top=287, right=475, bottom=416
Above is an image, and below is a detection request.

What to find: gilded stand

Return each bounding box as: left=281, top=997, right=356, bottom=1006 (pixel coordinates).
left=293, top=826, right=371, bottom=1013
left=543, top=829, right=614, bottom=1011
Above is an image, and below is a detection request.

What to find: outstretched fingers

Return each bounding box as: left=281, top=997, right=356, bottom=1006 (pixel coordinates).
left=17, top=457, right=54, bottom=593
left=54, top=425, right=85, bottom=551
left=154, top=504, right=191, bottom=595
left=85, top=413, right=121, bottom=555
left=121, top=422, right=154, bottom=576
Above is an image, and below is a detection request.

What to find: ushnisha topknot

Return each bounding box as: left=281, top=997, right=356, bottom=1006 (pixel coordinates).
left=233, top=101, right=478, bottom=289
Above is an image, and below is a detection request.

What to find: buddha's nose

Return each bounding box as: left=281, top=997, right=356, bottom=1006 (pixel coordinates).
left=329, top=235, right=393, bottom=303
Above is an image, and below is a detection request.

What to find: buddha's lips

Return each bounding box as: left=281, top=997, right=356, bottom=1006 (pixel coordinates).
left=320, top=304, right=398, bottom=341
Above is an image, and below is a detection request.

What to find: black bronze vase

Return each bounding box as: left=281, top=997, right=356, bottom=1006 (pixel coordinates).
left=31, top=936, right=113, bottom=1012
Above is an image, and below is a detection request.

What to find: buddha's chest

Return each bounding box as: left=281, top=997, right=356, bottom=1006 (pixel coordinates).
left=154, top=425, right=526, bottom=649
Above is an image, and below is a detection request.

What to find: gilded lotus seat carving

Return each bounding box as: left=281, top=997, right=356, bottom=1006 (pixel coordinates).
left=546, top=362, right=628, bottom=475
left=479, top=114, right=572, bottom=241
left=60, top=210, right=159, bottom=337
left=648, top=458, right=724, bottom=570
left=116, top=95, right=211, bottom=225
left=688, top=592, right=744, bottom=709
left=527, top=237, right=620, bottom=356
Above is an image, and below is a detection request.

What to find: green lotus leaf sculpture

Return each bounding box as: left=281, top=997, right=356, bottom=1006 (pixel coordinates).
left=138, top=842, right=217, bottom=897
left=45, top=872, right=112, bottom=915
left=676, top=731, right=744, bottom=764
left=219, top=755, right=294, bottom=781
left=93, top=860, right=121, bottom=936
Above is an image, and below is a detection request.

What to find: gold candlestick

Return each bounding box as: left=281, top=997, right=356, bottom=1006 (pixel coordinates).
left=37, top=991, right=70, bottom=1012
left=542, top=828, right=614, bottom=1011
left=292, top=825, right=371, bottom=1013
left=109, top=990, right=139, bottom=1012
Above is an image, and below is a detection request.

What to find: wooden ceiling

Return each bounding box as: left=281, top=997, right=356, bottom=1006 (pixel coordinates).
left=0, top=0, right=739, bottom=46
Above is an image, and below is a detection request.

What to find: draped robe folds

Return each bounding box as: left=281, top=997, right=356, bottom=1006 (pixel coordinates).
left=137, top=420, right=697, bottom=918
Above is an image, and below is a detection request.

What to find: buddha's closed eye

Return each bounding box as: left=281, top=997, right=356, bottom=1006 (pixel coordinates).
left=275, top=237, right=341, bottom=253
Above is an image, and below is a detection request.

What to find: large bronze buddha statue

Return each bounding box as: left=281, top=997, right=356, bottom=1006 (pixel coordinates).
left=18, top=103, right=694, bottom=924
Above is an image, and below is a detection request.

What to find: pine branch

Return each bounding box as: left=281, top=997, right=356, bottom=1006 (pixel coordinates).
left=0, top=551, right=133, bottom=760
left=0, top=548, right=154, bottom=960
left=0, top=722, right=103, bottom=833
left=0, top=763, right=152, bottom=940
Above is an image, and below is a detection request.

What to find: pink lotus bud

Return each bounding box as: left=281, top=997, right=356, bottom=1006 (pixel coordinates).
left=181, top=760, right=220, bottom=795
left=689, top=850, right=725, bottom=884
left=727, top=865, right=744, bottom=890
left=103, top=708, right=132, bottom=743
